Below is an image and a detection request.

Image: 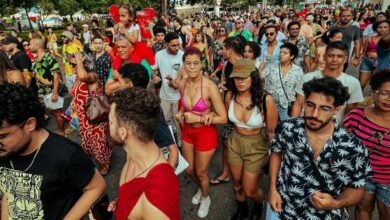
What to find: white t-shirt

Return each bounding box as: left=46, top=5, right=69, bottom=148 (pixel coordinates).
left=127, top=24, right=142, bottom=42
left=295, top=71, right=364, bottom=122
left=152, top=49, right=184, bottom=101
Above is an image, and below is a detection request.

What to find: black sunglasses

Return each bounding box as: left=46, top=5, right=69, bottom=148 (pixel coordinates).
left=265, top=32, right=275, bottom=36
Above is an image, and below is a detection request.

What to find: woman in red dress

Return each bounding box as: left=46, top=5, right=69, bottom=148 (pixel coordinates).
left=70, top=52, right=112, bottom=175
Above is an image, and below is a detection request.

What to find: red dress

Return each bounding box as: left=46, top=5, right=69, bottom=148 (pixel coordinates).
left=70, top=81, right=112, bottom=170
left=115, top=163, right=179, bottom=220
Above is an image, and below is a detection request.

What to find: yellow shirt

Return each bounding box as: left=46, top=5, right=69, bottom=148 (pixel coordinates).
left=62, top=42, right=83, bottom=75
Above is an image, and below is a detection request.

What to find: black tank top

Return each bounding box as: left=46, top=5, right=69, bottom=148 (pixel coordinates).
left=174, top=26, right=187, bottom=48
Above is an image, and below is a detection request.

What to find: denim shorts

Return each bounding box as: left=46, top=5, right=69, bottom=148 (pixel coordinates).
left=277, top=102, right=291, bottom=122
left=366, top=179, right=390, bottom=206
left=360, top=57, right=377, bottom=73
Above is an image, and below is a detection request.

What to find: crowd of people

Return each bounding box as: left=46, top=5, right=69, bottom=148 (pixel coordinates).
left=0, top=2, right=389, bottom=220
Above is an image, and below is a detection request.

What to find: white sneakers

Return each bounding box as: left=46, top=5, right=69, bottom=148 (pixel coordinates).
left=197, top=196, right=211, bottom=218
left=192, top=189, right=211, bottom=218
left=191, top=188, right=202, bottom=205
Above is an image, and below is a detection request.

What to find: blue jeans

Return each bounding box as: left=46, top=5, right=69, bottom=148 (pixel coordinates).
left=277, top=102, right=290, bottom=121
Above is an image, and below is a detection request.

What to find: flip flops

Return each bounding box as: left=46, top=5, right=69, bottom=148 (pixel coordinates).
left=209, top=177, right=230, bottom=185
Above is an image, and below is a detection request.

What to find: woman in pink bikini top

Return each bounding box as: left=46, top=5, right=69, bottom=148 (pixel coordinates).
left=175, top=47, right=227, bottom=218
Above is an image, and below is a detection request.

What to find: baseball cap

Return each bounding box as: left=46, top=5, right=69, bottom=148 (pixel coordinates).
left=61, top=31, right=74, bottom=39
left=2, top=36, right=20, bottom=45
left=230, top=58, right=256, bottom=78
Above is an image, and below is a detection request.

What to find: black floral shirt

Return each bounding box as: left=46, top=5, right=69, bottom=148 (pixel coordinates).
left=93, top=52, right=111, bottom=89
left=270, top=118, right=372, bottom=220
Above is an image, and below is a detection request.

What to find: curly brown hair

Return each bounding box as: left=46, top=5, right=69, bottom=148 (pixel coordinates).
left=110, top=87, right=160, bottom=143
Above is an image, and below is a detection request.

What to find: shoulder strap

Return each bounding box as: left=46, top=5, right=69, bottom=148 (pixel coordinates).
left=279, top=65, right=290, bottom=102
left=200, top=76, right=203, bottom=98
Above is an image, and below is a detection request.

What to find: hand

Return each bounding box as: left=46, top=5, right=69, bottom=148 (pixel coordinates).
left=204, top=112, right=216, bottom=126
left=176, top=112, right=184, bottom=125
left=107, top=200, right=117, bottom=212
left=210, top=73, right=217, bottom=79
left=352, top=57, right=360, bottom=66
left=117, top=22, right=126, bottom=31
left=310, top=191, right=338, bottom=210
left=218, top=81, right=227, bottom=91
left=165, top=75, right=174, bottom=87
left=152, top=74, right=161, bottom=84
left=268, top=188, right=283, bottom=213
left=51, top=93, right=58, bottom=102
left=74, top=52, right=84, bottom=64
left=184, top=112, right=201, bottom=124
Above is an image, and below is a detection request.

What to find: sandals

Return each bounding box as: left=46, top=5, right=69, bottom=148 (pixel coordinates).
left=210, top=176, right=230, bottom=185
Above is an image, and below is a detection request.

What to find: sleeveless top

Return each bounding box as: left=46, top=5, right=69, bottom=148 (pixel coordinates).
left=181, top=76, right=210, bottom=112
left=228, top=98, right=263, bottom=129
left=115, top=163, right=179, bottom=220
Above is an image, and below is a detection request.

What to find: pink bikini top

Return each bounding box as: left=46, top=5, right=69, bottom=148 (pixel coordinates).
left=181, top=77, right=210, bottom=113
left=366, top=40, right=377, bottom=53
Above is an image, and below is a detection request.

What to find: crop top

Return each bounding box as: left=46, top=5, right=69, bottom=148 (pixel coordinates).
left=115, top=163, right=179, bottom=220
left=366, top=40, right=377, bottom=53
left=228, top=98, right=263, bottom=129
left=181, top=76, right=209, bottom=112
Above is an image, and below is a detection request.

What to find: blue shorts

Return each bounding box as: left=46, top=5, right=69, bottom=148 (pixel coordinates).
left=360, top=57, right=377, bottom=73
left=366, top=179, right=390, bottom=207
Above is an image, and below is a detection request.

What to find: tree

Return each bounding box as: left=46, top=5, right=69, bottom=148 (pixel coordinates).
left=5, top=0, right=38, bottom=30
left=56, top=0, right=79, bottom=17
left=36, top=0, right=55, bottom=25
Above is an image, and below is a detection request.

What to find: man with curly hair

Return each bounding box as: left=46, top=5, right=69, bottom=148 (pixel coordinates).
left=108, top=87, right=179, bottom=220
left=268, top=77, right=372, bottom=220
left=0, top=83, right=106, bottom=220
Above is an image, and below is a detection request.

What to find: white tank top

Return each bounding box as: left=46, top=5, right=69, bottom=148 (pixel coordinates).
left=228, top=98, right=263, bottom=129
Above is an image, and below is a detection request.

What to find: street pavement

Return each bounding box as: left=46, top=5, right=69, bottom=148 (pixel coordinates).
left=47, top=59, right=377, bottom=219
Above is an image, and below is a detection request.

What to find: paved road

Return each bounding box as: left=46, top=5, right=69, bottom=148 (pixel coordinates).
left=49, top=59, right=377, bottom=219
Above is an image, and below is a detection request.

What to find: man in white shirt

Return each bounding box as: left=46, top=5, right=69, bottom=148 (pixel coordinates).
left=291, top=41, right=363, bottom=122
left=152, top=32, right=184, bottom=144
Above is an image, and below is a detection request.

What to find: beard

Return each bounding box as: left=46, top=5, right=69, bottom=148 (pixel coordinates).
left=0, top=140, right=30, bottom=161
left=304, top=116, right=333, bottom=131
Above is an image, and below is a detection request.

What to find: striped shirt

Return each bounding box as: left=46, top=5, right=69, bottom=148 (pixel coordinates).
left=343, top=108, right=390, bottom=184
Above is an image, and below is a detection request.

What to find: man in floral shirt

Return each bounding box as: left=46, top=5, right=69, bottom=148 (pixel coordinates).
left=268, top=77, right=372, bottom=220
left=283, top=21, right=310, bottom=71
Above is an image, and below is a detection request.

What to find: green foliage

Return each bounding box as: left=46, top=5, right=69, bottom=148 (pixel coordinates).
left=57, top=0, right=79, bottom=16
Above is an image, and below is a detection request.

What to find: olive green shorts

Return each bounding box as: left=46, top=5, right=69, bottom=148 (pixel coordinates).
left=227, top=130, right=269, bottom=175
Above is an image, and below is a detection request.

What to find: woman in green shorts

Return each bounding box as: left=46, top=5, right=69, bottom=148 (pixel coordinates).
left=226, top=58, right=278, bottom=219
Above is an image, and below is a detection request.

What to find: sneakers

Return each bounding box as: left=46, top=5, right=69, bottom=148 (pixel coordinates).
left=197, top=196, right=211, bottom=218
left=191, top=188, right=202, bottom=205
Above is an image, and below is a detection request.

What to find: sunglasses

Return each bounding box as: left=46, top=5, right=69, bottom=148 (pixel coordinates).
left=219, top=29, right=226, bottom=32
left=265, top=32, right=275, bottom=36
left=69, top=62, right=77, bottom=67
left=244, top=49, right=254, bottom=53
left=235, top=21, right=243, bottom=24
left=23, top=44, right=29, bottom=46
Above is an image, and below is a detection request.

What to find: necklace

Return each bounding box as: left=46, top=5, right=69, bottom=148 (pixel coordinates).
left=124, top=149, right=161, bottom=182
left=10, top=131, right=47, bottom=172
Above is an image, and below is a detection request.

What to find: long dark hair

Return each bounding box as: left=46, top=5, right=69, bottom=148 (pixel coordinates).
left=0, top=51, right=17, bottom=81
left=231, top=71, right=264, bottom=112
